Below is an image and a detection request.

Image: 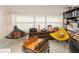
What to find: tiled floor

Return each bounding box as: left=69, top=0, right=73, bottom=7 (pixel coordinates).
left=49, top=40, right=70, bottom=53
left=0, top=37, right=70, bottom=53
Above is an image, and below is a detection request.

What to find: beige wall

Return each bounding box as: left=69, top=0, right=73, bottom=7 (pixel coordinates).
left=0, top=6, right=13, bottom=39
left=6, top=5, right=68, bottom=16
left=0, top=6, right=4, bottom=38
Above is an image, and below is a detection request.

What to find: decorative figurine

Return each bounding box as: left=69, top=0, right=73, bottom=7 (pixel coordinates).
left=47, top=25, right=53, bottom=32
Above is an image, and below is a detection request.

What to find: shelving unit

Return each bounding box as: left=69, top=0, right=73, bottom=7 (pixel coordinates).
left=63, top=7, right=79, bottom=31
left=63, top=7, right=79, bottom=53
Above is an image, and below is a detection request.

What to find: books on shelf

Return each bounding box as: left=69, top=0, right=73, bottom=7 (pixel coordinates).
left=64, top=9, right=79, bottom=19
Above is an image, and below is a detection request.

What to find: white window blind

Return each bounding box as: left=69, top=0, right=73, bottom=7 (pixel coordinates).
left=35, top=16, right=45, bottom=29
left=16, top=16, right=34, bottom=22
left=15, top=15, right=63, bottom=32
left=16, top=16, right=34, bottom=32
left=46, top=16, right=63, bottom=28
left=35, top=16, right=45, bottom=22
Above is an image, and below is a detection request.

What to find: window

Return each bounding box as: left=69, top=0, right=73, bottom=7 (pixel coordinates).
left=16, top=16, right=34, bottom=22
left=35, top=16, right=45, bottom=22
left=46, top=16, right=63, bottom=28
left=46, top=16, right=62, bottom=22
left=16, top=15, right=34, bottom=32
left=35, top=16, right=45, bottom=29
left=15, top=15, right=63, bottom=32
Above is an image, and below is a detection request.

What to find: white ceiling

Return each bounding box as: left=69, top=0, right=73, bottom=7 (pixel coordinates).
left=3, top=5, right=69, bottom=16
